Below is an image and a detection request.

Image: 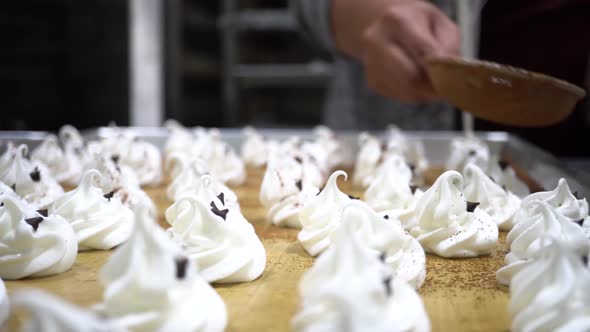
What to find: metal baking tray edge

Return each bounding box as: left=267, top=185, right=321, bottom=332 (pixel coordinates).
left=1, top=128, right=589, bottom=198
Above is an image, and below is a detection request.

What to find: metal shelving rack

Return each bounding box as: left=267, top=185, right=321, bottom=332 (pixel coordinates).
left=219, top=1, right=333, bottom=126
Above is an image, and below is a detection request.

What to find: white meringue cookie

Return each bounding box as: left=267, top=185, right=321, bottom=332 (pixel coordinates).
left=582, top=217, right=590, bottom=239
left=0, top=194, right=77, bottom=280
left=410, top=171, right=498, bottom=258
left=84, top=150, right=157, bottom=217
left=463, top=163, right=521, bottom=231
left=487, top=159, right=530, bottom=198
left=0, top=181, right=19, bottom=199
left=364, top=154, right=423, bottom=230
left=339, top=201, right=426, bottom=289
left=446, top=136, right=490, bottom=173
left=509, top=238, right=590, bottom=332
left=164, top=119, right=194, bottom=160
left=298, top=126, right=344, bottom=173
left=298, top=171, right=352, bottom=256
left=166, top=155, right=240, bottom=211
left=353, top=132, right=382, bottom=188
left=99, top=205, right=227, bottom=332
left=510, top=179, right=588, bottom=237
left=11, top=289, right=127, bottom=332
left=259, top=157, right=319, bottom=228
left=52, top=169, right=134, bottom=251
left=100, top=130, right=163, bottom=187
left=31, top=134, right=83, bottom=185
left=0, top=145, right=64, bottom=209
left=0, top=142, right=16, bottom=174
left=496, top=201, right=589, bottom=286
left=165, top=196, right=266, bottom=283
left=292, top=215, right=430, bottom=332
left=0, top=278, right=9, bottom=327
left=241, top=127, right=272, bottom=167
left=192, top=129, right=246, bottom=186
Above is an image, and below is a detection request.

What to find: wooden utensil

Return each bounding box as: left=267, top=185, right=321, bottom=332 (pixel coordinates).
left=427, top=55, right=587, bottom=127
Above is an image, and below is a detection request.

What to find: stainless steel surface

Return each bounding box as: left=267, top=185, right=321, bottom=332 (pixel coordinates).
left=2, top=128, right=589, bottom=199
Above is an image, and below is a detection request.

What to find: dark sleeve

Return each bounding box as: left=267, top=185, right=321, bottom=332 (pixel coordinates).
left=289, top=0, right=337, bottom=54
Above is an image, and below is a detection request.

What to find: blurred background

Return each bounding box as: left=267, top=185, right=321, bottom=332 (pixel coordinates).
left=1, top=0, right=331, bottom=130
left=1, top=0, right=589, bottom=158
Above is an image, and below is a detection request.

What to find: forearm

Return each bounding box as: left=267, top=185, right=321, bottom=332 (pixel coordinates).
left=332, top=0, right=395, bottom=59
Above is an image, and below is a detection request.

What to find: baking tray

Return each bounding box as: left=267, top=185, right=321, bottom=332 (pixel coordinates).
left=84, top=127, right=590, bottom=197
left=2, top=127, right=589, bottom=331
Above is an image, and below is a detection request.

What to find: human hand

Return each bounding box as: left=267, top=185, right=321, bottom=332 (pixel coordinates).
left=360, top=0, right=460, bottom=102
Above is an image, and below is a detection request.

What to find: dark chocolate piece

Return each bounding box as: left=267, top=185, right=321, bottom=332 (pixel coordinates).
left=25, top=216, right=44, bottom=231
left=29, top=167, right=41, bottom=182
left=103, top=191, right=115, bottom=201
left=217, top=192, right=225, bottom=205
left=295, top=179, right=303, bottom=191
left=36, top=209, right=48, bottom=217
left=175, top=256, right=189, bottom=279
left=498, top=160, right=509, bottom=170
left=347, top=194, right=360, bottom=200
left=383, top=215, right=389, bottom=220
left=409, top=185, right=418, bottom=194
left=466, top=201, right=480, bottom=213
left=210, top=201, right=229, bottom=221
left=383, top=276, right=392, bottom=296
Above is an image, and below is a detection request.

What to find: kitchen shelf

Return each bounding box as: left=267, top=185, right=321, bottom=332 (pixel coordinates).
left=233, top=63, right=333, bottom=87
left=219, top=9, right=296, bottom=31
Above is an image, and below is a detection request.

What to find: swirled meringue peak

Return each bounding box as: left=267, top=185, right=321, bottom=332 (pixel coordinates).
left=191, top=128, right=245, bottom=186
left=52, top=169, right=134, bottom=251
left=410, top=171, right=498, bottom=258
left=166, top=155, right=239, bottom=211
left=353, top=132, right=382, bottom=188
left=100, top=129, right=163, bottom=186
left=292, top=215, right=430, bottom=332
left=259, top=156, right=319, bottom=228
left=446, top=136, right=490, bottom=173
left=165, top=196, right=265, bottom=283
left=509, top=237, right=590, bottom=332
left=99, top=205, right=227, bottom=332
left=0, top=144, right=64, bottom=209
left=510, top=178, right=588, bottom=238
left=0, top=278, right=9, bottom=326
left=241, top=127, right=275, bottom=167
left=0, top=194, right=77, bottom=280
left=364, top=154, right=423, bottom=230
left=497, top=201, right=589, bottom=286
left=31, top=134, right=83, bottom=185
left=83, top=147, right=156, bottom=217
left=463, top=163, right=521, bottom=231
left=338, top=201, right=426, bottom=289
left=297, top=171, right=351, bottom=256
left=12, top=289, right=127, bottom=332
